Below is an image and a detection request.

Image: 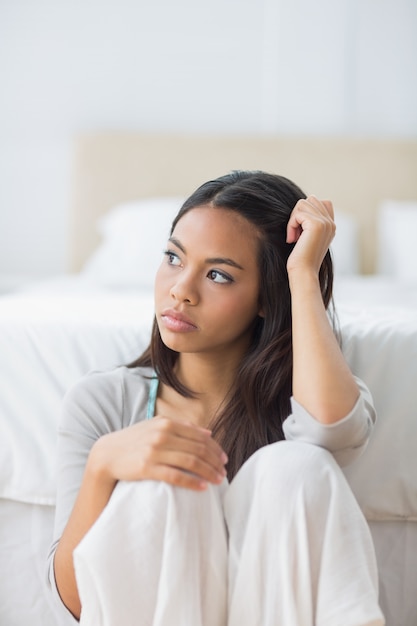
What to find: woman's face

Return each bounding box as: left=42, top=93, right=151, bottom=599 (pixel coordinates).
left=154, top=205, right=263, bottom=360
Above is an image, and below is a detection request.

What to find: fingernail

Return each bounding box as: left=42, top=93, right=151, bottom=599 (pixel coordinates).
left=221, top=453, right=228, bottom=464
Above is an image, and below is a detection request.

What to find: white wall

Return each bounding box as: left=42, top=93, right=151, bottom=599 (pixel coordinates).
left=0, top=0, right=416, bottom=278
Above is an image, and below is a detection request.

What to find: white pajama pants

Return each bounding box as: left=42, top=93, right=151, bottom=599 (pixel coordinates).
left=73, top=442, right=385, bottom=626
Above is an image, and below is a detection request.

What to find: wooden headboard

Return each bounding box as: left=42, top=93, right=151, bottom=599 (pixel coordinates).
left=70, top=133, right=417, bottom=274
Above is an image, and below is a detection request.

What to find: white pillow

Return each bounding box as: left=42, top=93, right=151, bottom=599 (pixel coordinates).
left=330, top=210, right=360, bottom=275
left=377, top=200, right=417, bottom=281
left=81, top=197, right=184, bottom=288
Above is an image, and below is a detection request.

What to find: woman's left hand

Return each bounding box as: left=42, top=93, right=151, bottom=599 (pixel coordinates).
left=286, top=195, right=335, bottom=275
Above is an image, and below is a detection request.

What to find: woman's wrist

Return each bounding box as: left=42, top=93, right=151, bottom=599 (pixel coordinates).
left=287, top=266, right=321, bottom=295
left=86, top=435, right=118, bottom=490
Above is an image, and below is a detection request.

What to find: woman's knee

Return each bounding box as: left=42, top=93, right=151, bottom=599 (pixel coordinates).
left=238, top=441, right=338, bottom=484
left=75, top=478, right=225, bottom=570
left=226, top=441, right=348, bottom=515
left=85, top=478, right=226, bottom=545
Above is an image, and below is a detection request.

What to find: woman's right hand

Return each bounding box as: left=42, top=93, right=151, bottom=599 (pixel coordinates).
left=89, top=417, right=228, bottom=491
left=55, top=416, right=228, bottom=620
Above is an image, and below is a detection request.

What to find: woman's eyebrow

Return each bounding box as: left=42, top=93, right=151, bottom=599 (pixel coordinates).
left=205, top=257, right=244, bottom=270
left=168, top=237, right=244, bottom=270
left=169, top=236, right=185, bottom=253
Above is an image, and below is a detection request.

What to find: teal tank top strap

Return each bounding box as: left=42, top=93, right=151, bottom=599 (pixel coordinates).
left=146, top=376, right=159, bottom=419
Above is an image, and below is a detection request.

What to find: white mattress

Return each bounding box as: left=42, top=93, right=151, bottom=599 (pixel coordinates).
left=0, top=499, right=62, bottom=625
left=0, top=283, right=154, bottom=504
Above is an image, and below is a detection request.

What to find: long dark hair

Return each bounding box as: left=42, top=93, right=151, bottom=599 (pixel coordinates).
left=131, top=171, right=334, bottom=479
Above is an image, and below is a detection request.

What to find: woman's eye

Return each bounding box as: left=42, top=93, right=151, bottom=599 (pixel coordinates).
left=164, top=250, right=181, bottom=266
left=207, top=270, right=233, bottom=284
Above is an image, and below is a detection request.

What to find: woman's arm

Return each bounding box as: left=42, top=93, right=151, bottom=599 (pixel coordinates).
left=53, top=399, right=227, bottom=620
left=286, top=195, right=359, bottom=424
left=53, top=450, right=116, bottom=620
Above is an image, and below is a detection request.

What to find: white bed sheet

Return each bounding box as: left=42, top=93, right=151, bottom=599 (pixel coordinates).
left=339, top=304, right=417, bottom=520
left=368, top=520, right=417, bottom=626
left=335, top=276, right=417, bottom=523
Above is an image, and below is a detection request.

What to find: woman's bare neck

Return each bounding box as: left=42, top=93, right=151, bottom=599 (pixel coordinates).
left=156, top=353, right=237, bottom=428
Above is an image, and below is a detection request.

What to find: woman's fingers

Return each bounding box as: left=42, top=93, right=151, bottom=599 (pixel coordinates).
left=152, top=417, right=227, bottom=464
left=149, top=418, right=228, bottom=479
left=144, top=464, right=216, bottom=491
left=321, top=199, right=334, bottom=220
left=286, top=194, right=336, bottom=271
left=287, top=195, right=334, bottom=243
left=101, top=416, right=228, bottom=488
left=145, top=448, right=227, bottom=486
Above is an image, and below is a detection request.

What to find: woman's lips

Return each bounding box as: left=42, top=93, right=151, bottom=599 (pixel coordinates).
left=160, top=309, right=198, bottom=333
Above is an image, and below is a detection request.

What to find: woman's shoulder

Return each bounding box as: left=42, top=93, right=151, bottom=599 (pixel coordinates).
left=61, top=366, right=155, bottom=432
left=63, top=365, right=154, bottom=401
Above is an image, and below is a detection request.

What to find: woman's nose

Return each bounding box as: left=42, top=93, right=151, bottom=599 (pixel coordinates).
left=169, top=273, right=199, bottom=305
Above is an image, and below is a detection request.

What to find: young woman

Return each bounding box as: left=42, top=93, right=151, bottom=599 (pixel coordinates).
left=48, top=171, right=384, bottom=625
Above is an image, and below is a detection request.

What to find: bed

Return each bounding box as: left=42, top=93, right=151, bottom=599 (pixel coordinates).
left=1, top=133, right=417, bottom=626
